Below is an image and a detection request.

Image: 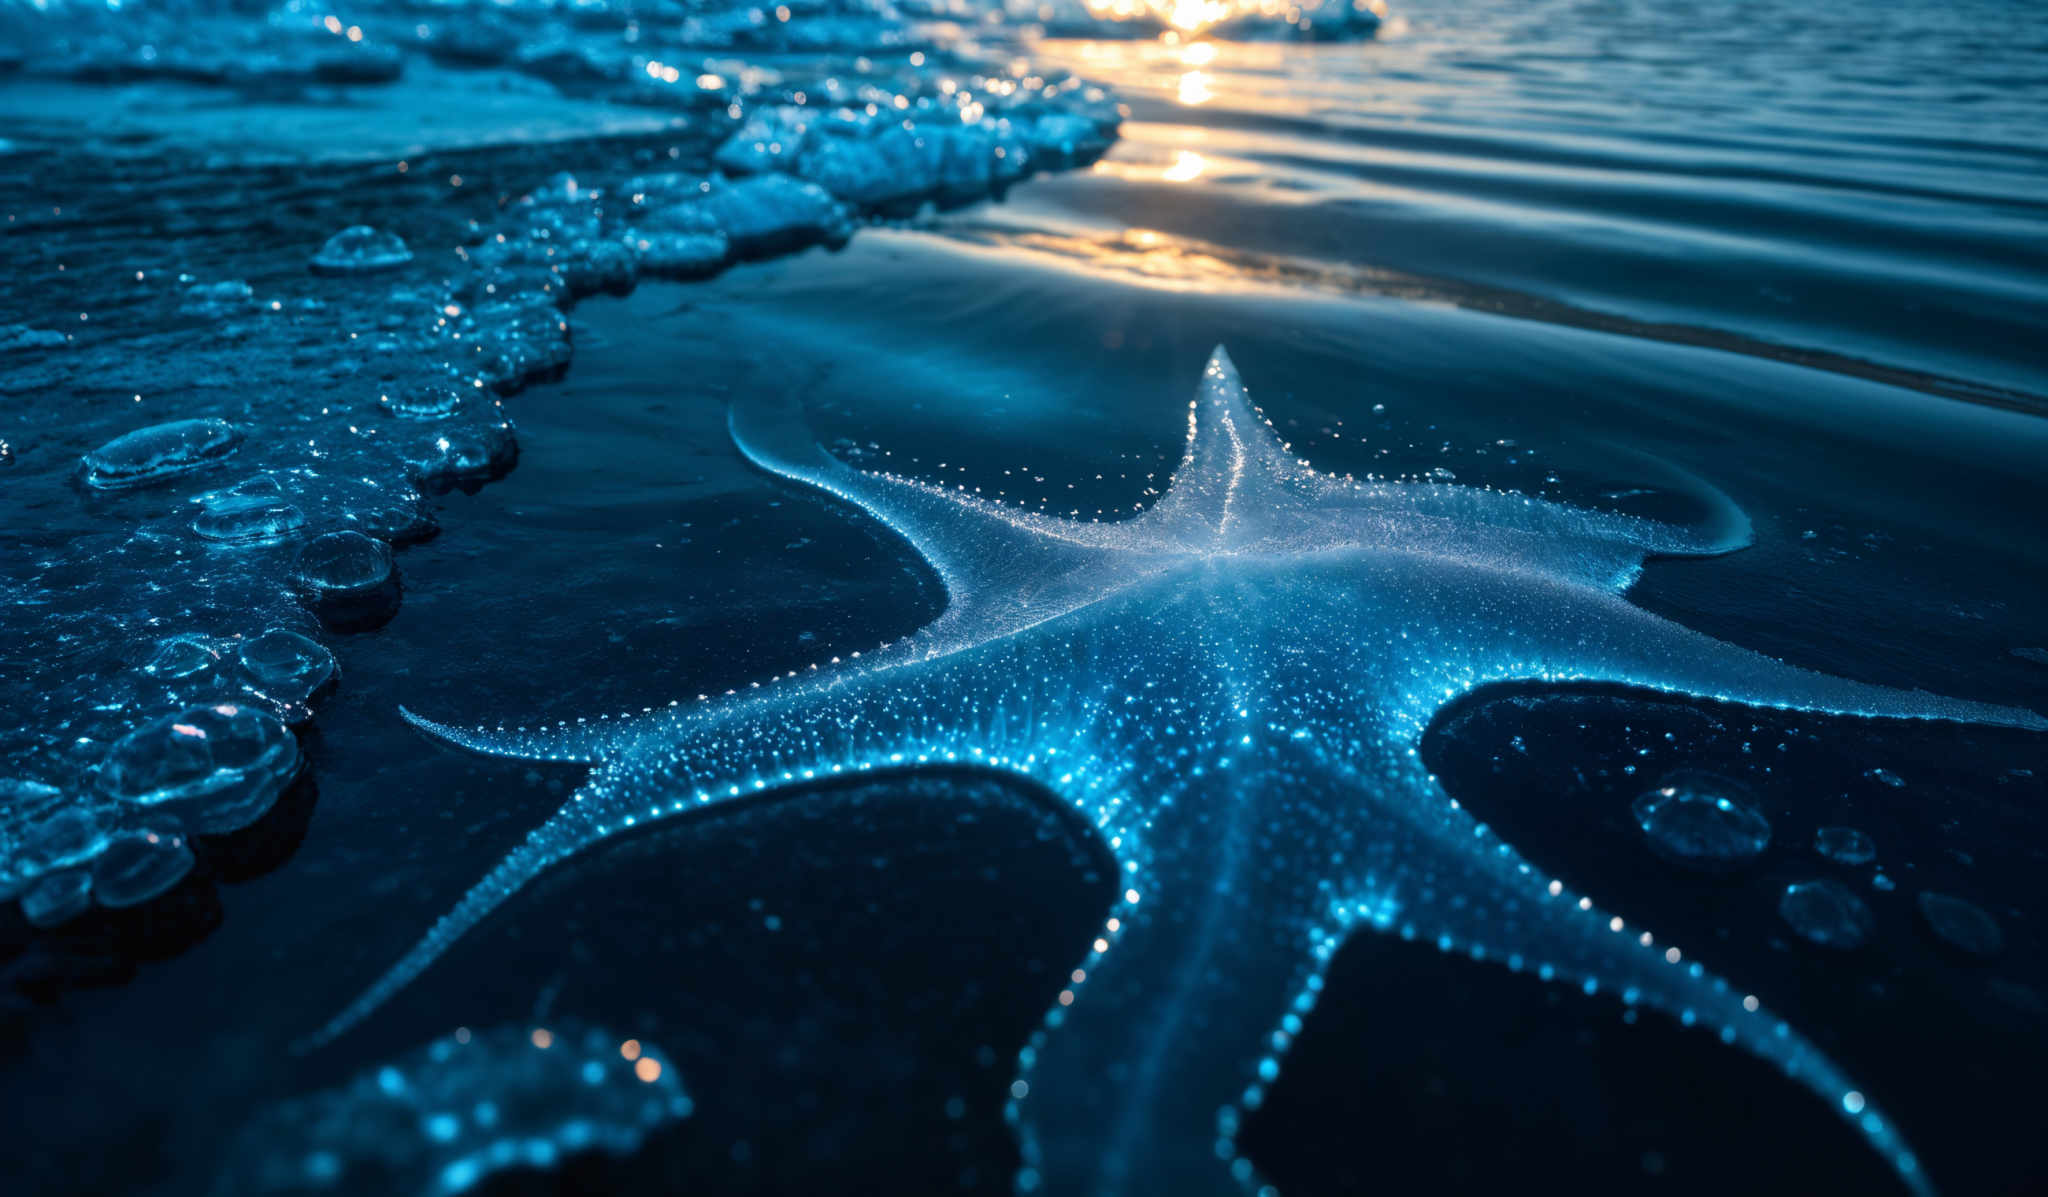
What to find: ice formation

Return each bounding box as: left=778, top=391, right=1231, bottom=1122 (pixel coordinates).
left=312, top=347, right=2043, bottom=1195
left=0, top=0, right=1120, bottom=930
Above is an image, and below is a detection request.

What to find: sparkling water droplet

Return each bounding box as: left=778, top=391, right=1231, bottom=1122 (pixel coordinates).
left=82, top=418, right=241, bottom=489
left=311, top=225, right=413, bottom=275
left=1630, top=773, right=1770, bottom=868
left=1916, top=892, right=2003, bottom=957
left=1814, top=825, right=1875, bottom=866
left=99, top=702, right=300, bottom=832
left=1778, top=879, right=1874, bottom=949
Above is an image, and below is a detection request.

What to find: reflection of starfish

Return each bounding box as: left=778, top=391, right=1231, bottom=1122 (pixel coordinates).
left=315, top=348, right=2039, bottom=1195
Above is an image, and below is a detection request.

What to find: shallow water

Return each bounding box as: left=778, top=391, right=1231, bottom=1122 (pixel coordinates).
left=2, top=0, right=2045, bottom=1194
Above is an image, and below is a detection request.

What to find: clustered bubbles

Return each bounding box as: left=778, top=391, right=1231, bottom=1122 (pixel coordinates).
left=8, top=1, right=1123, bottom=952
left=220, top=1021, right=691, bottom=1196
left=1, top=699, right=300, bottom=925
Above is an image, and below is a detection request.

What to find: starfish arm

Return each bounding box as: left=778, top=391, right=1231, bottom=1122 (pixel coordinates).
left=1384, top=561, right=2048, bottom=734
left=1321, top=758, right=1937, bottom=1197
left=305, top=602, right=1153, bottom=1053
left=730, top=393, right=1135, bottom=645
left=1012, top=748, right=1358, bottom=1197
left=1525, top=585, right=2046, bottom=729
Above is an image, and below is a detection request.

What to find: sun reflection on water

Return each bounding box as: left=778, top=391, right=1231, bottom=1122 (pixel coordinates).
left=1161, top=149, right=1209, bottom=181
left=1077, top=0, right=1386, bottom=35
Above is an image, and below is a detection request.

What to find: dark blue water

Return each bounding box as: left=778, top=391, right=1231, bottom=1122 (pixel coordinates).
left=2, top=1, right=2044, bottom=1194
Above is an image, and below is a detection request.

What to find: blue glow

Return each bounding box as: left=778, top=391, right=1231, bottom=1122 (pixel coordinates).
left=311, top=347, right=2042, bottom=1196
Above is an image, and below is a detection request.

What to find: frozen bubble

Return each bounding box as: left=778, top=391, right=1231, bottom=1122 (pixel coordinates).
left=295, top=532, right=394, bottom=599
left=82, top=417, right=241, bottom=490
left=91, top=820, right=195, bottom=908
left=1630, top=773, right=1771, bottom=868
left=239, top=630, right=338, bottom=711
left=405, top=420, right=518, bottom=488
left=1778, top=879, right=1875, bottom=949
left=311, top=225, right=414, bottom=275
left=15, top=804, right=110, bottom=878
left=1814, top=825, right=1875, bottom=866
left=192, top=478, right=308, bottom=544
left=22, top=869, right=93, bottom=928
left=143, top=635, right=224, bottom=681
left=344, top=492, right=438, bottom=546
left=99, top=701, right=301, bottom=832
left=1917, top=892, right=2003, bottom=957
left=4, top=783, right=109, bottom=899
left=296, top=531, right=400, bottom=629
left=378, top=382, right=466, bottom=420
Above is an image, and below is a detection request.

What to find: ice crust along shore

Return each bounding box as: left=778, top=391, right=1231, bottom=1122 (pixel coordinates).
left=0, top=0, right=1119, bottom=932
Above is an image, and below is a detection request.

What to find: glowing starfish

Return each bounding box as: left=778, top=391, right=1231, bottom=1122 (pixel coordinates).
left=313, top=348, right=2040, bottom=1196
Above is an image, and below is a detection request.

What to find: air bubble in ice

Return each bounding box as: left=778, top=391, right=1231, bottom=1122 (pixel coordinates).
left=82, top=418, right=242, bottom=490
left=91, top=820, right=195, bottom=908
left=295, top=531, right=393, bottom=599
left=238, top=631, right=338, bottom=712
left=295, top=531, right=400, bottom=629
left=143, top=635, right=223, bottom=681
left=405, top=420, right=518, bottom=488
left=192, top=478, right=308, bottom=544
left=311, top=225, right=414, bottom=275
left=99, top=701, right=301, bottom=832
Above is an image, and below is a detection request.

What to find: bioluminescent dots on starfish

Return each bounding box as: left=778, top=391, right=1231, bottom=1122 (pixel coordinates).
left=310, top=347, right=2043, bottom=1196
